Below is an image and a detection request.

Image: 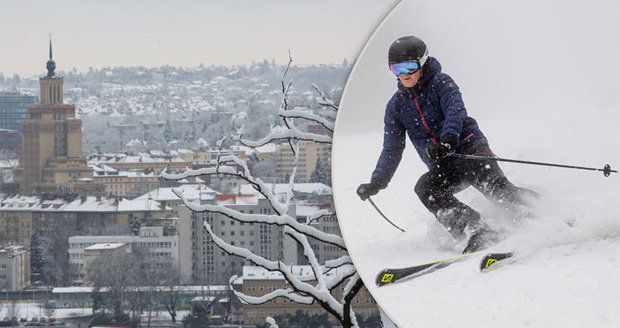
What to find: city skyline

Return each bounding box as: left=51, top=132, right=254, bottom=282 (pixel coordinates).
left=1, top=0, right=397, bottom=76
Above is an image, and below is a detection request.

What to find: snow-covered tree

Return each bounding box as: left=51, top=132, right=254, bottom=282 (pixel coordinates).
left=29, top=231, right=46, bottom=283
left=162, top=55, right=382, bottom=328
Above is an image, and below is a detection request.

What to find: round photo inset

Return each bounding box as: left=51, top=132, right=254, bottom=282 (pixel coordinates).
left=332, top=0, right=620, bottom=327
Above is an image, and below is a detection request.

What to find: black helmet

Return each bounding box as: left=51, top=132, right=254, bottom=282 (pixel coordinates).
left=388, top=36, right=428, bottom=65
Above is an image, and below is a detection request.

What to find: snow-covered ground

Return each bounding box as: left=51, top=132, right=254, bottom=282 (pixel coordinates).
left=333, top=0, right=620, bottom=327
left=0, top=302, right=186, bottom=326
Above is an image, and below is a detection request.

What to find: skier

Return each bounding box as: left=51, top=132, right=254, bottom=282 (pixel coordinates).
left=356, top=35, right=535, bottom=253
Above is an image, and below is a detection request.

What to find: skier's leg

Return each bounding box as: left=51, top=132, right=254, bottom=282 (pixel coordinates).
left=414, top=159, right=480, bottom=239
left=466, top=158, right=536, bottom=208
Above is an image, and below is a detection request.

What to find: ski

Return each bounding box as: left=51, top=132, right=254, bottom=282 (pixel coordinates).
left=479, top=252, right=515, bottom=271
left=376, top=252, right=479, bottom=287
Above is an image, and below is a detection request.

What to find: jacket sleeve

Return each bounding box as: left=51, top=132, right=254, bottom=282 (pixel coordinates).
left=436, top=73, right=467, bottom=142
left=370, top=101, right=406, bottom=188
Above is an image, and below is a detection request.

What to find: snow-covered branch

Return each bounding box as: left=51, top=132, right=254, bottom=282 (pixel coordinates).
left=307, top=211, right=334, bottom=225
left=229, top=276, right=314, bottom=305
left=172, top=187, right=346, bottom=249
left=313, top=84, right=339, bottom=111
left=235, top=126, right=332, bottom=147
left=279, top=109, right=335, bottom=132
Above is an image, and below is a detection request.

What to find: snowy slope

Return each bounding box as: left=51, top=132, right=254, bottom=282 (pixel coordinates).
left=333, top=0, right=620, bottom=327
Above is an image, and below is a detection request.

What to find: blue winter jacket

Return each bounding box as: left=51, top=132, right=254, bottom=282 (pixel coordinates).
left=371, top=57, right=489, bottom=187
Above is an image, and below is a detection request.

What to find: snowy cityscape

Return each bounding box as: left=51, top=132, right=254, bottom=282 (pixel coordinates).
left=0, top=43, right=382, bottom=327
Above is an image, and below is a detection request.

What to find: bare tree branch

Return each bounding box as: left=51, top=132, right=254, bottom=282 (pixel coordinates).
left=278, top=109, right=335, bottom=132
left=313, top=84, right=339, bottom=111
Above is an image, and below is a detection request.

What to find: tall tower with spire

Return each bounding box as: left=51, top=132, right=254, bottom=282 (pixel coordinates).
left=16, top=38, right=100, bottom=195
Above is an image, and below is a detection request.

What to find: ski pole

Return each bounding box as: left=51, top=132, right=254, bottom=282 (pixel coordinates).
left=450, top=153, right=617, bottom=177
left=366, top=196, right=405, bottom=232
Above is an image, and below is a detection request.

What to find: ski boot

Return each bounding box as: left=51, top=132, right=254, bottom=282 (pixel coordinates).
left=462, top=227, right=502, bottom=254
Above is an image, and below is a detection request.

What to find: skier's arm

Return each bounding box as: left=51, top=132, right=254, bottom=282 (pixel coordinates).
left=437, top=74, right=467, bottom=142
left=370, top=104, right=406, bottom=188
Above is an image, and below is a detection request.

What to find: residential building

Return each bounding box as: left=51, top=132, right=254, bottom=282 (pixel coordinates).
left=274, top=140, right=331, bottom=183
left=69, top=226, right=181, bottom=283
left=82, top=243, right=129, bottom=283
left=0, top=194, right=172, bottom=282
left=0, top=246, right=30, bottom=290
left=91, top=164, right=160, bottom=198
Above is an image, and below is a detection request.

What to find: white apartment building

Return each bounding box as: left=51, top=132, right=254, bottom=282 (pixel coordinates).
left=68, top=226, right=181, bottom=283
left=0, top=246, right=30, bottom=291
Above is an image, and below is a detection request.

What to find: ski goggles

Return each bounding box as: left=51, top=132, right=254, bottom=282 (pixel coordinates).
left=389, top=52, right=429, bottom=76
left=389, top=61, right=422, bottom=76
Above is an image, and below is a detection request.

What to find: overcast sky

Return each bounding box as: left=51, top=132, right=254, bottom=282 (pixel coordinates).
left=1, top=0, right=397, bottom=76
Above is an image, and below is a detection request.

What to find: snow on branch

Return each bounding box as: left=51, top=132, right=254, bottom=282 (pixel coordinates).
left=278, top=108, right=335, bottom=132
left=313, top=84, right=339, bottom=111
left=235, top=126, right=332, bottom=148
left=307, top=210, right=334, bottom=225
left=170, top=185, right=346, bottom=249
left=206, top=222, right=345, bottom=308
left=229, top=275, right=314, bottom=305
left=208, top=219, right=359, bottom=326
left=324, top=256, right=353, bottom=270
left=266, top=317, right=279, bottom=328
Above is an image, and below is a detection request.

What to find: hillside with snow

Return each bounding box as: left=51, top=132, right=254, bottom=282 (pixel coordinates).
left=333, top=0, right=620, bottom=327
left=1, top=63, right=349, bottom=154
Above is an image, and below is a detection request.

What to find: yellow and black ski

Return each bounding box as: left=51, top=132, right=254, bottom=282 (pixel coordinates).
left=376, top=252, right=479, bottom=287
left=479, top=252, right=515, bottom=271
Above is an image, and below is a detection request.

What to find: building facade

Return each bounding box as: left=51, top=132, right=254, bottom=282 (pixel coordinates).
left=0, top=246, right=30, bottom=291
left=15, top=42, right=98, bottom=195
left=274, top=140, right=332, bottom=183
left=68, top=226, right=180, bottom=283
left=0, top=92, right=36, bottom=132
left=0, top=129, right=22, bottom=158
left=177, top=191, right=297, bottom=285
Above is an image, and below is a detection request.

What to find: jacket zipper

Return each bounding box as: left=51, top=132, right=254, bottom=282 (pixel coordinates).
left=410, top=92, right=438, bottom=145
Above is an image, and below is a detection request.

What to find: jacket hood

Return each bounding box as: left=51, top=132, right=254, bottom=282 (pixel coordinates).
left=397, top=56, right=442, bottom=93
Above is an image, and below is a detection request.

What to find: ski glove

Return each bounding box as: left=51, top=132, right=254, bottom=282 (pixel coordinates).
left=357, top=181, right=383, bottom=201
left=427, top=134, right=457, bottom=160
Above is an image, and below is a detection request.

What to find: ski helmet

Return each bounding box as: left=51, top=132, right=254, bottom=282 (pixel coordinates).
left=388, top=36, right=428, bottom=66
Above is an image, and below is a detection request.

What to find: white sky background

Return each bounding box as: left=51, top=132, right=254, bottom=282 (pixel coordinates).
left=1, top=0, right=397, bottom=76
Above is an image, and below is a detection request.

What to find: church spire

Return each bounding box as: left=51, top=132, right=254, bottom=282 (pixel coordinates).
left=46, top=35, right=56, bottom=78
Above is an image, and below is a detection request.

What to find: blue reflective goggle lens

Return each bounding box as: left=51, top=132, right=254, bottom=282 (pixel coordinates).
left=389, top=61, right=420, bottom=76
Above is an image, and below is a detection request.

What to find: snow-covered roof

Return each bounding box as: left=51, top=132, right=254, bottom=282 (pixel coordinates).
left=216, top=194, right=258, bottom=206
left=296, top=204, right=323, bottom=218
left=88, top=152, right=187, bottom=165
left=0, top=195, right=164, bottom=213
left=134, top=184, right=218, bottom=202
left=238, top=183, right=332, bottom=196
left=52, top=287, right=93, bottom=294
left=0, top=159, right=18, bottom=168
left=84, top=243, right=126, bottom=251
left=177, top=148, right=194, bottom=154
left=90, top=164, right=119, bottom=174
